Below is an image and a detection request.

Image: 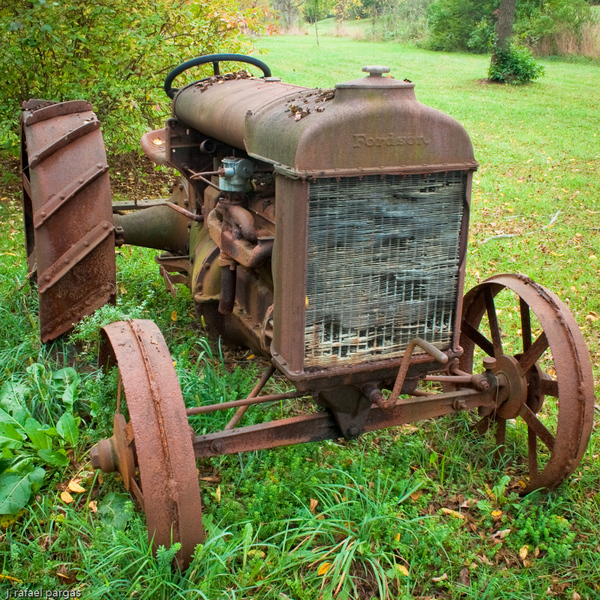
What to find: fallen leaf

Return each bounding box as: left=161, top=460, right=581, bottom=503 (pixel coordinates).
left=410, top=490, right=423, bottom=501
left=171, top=311, right=178, bottom=322
left=317, top=562, right=332, bottom=576
left=519, top=545, right=529, bottom=561
left=432, top=573, right=448, bottom=583
left=460, top=567, right=470, bottom=586
left=573, top=592, right=582, bottom=600
left=198, top=475, right=221, bottom=483
left=56, top=565, right=76, bottom=584
left=396, top=564, right=409, bottom=576
left=309, top=498, right=318, bottom=514
left=215, top=485, right=221, bottom=503
left=60, top=491, right=73, bottom=504
left=1, top=508, right=26, bottom=529
left=68, top=480, right=85, bottom=493
left=441, top=507, right=465, bottom=520
left=491, top=509, right=503, bottom=519
left=491, top=529, right=511, bottom=540
left=88, top=501, right=98, bottom=513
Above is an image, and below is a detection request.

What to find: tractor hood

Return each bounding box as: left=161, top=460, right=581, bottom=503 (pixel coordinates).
left=171, top=68, right=477, bottom=178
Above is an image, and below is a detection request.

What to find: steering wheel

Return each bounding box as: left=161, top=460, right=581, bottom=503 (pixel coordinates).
left=164, top=53, right=272, bottom=99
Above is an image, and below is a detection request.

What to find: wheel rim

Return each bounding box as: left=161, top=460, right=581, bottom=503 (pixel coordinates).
left=96, top=319, right=203, bottom=569
left=459, top=273, right=594, bottom=492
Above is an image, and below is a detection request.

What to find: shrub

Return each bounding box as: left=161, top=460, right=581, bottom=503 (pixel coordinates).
left=0, top=0, right=266, bottom=156
left=488, top=43, right=545, bottom=84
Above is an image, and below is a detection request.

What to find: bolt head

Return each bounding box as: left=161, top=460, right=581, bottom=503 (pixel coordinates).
left=482, top=357, right=497, bottom=370
left=478, top=379, right=490, bottom=391
left=210, top=440, right=224, bottom=454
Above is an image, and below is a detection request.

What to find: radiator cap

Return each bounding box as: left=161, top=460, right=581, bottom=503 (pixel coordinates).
left=362, top=65, right=390, bottom=76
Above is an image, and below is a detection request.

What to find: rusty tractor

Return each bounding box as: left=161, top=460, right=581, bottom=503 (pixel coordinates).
left=20, top=54, right=595, bottom=568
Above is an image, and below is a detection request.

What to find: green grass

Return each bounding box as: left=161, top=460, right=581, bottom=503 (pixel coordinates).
left=1, top=35, right=600, bottom=598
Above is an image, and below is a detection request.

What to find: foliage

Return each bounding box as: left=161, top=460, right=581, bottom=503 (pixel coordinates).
left=426, top=0, right=593, bottom=54
left=272, top=0, right=304, bottom=28
left=488, top=42, right=545, bottom=83
left=368, top=0, right=433, bottom=42
left=302, top=0, right=335, bottom=24
left=0, top=0, right=265, bottom=155
left=426, top=0, right=497, bottom=51
left=0, top=367, right=80, bottom=514
left=514, top=0, right=593, bottom=50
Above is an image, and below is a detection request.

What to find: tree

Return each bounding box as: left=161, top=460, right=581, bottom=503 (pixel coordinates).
left=0, top=0, right=266, bottom=155
left=488, top=0, right=543, bottom=83
left=493, top=0, right=517, bottom=55
left=273, top=0, right=303, bottom=29
left=302, top=0, right=334, bottom=45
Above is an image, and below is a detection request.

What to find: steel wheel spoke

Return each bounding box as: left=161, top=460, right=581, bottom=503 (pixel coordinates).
left=462, top=320, right=495, bottom=356
left=540, top=378, right=558, bottom=397
left=484, top=287, right=503, bottom=356
left=474, top=413, right=493, bottom=435
left=519, top=404, right=555, bottom=452
left=518, top=332, right=548, bottom=374
left=520, top=298, right=532, bottom=352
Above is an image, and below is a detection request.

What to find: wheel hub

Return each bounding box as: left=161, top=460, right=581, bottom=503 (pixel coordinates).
left=488, top=355, right=527, bottom=419
left=90, top=414, right=136, bottom=490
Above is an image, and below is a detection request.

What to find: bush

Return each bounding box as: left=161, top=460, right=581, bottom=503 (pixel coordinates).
left=488, top=43, right=545, bottom=84
left=0, top=0, right=266, bottom=156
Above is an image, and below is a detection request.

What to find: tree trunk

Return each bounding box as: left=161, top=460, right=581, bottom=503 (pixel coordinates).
left=495, top=0, right=517, bottom=52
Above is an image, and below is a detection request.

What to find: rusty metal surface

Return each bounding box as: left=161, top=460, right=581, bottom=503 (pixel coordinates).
left=173, top=78, right=303, bottom=151
left=140, top=128, right=168, bottom=165
left=270, top=172, right=468, bottom=384
left=113, top=181, right=192, bottom=256
left=193, top=387, right=490, bottom=458
left=388, top=338, right=449, bottom=407
left=459, top=273, right=595, bottom=492
left=21, top=100, right=116, bottom=341
left=97, top=320, right=203, bottom=569
left=175, top=65, right=475, bottom=388
left=173, top=70, right=478, bottom=176
left=186, top=389, right=305, bottom=416
left=224, top=366, right=276, bottom=429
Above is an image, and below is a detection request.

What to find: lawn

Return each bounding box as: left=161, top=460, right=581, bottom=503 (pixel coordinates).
left=0, top=33, right=599, bottom=599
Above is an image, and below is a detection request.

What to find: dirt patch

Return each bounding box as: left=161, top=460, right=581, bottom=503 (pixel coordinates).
left=107, top=153, right=174, bottom=201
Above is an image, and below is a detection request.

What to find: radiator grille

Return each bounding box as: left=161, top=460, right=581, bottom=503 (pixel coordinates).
left=304, top=172, right=466, bottom=367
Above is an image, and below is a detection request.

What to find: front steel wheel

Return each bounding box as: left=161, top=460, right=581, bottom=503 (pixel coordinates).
left=459, top=273, right=594, bottom=493
left=92, top=319, right=203, bottom=569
